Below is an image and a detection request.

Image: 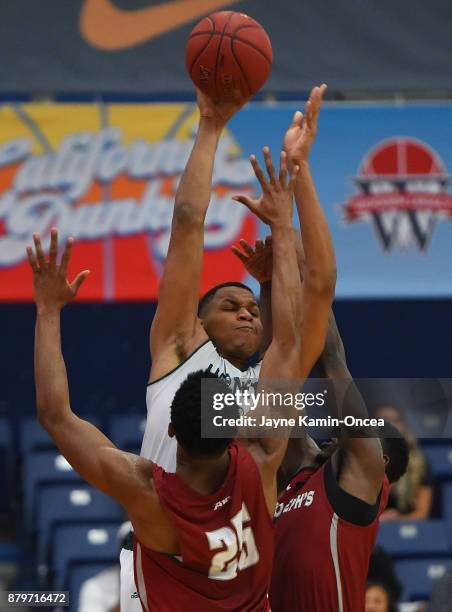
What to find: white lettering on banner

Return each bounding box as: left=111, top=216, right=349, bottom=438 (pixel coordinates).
left=0, top=129, right=255, bottom=267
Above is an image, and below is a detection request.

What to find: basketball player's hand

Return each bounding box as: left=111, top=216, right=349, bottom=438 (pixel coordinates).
left=26, top=228, right=90, bottom=312
left=232, top=236, right=273, bottom=283
left=233, top=148, right=298, bottom=226
left=284, top=84, right=327, bottom=166
left=196, top=87, right=248, bottom=130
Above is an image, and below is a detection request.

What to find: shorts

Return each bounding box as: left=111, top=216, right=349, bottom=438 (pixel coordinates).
left=120, top=546, right=142, bottom=612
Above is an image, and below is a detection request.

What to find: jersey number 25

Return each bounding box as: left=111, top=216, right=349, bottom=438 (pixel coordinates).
left=205, top=503, right=259, bottom=581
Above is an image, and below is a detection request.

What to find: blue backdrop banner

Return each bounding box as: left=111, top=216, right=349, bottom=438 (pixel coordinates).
left=229, top=101, right=452, bottom=298
left=0, top=101, right=451, bottom=298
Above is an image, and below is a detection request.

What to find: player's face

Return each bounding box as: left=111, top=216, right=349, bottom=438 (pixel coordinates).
left=365, top=585, right=389, bottom=612
left=201, top=287, right=263, bottom=361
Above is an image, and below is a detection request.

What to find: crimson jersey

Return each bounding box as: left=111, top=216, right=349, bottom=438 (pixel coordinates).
left=270, top=458, right=390, bottom=612
left=134, top=442, right=273, bottom=611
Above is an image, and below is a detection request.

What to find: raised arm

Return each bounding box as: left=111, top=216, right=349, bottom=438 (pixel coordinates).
left=233, top=87, right=335, bottom=368
left=318, top=311, right=385, bottom=504
left=233, top=150, right=302, bottom=380
left=149, top=92, right=244, bottom=382
left=233, top=151, right=304, bottom=512
left=284, top=85, right=336, bottom=371
left=28, top=231, right=157, bottom=522
left=231, top=236, right=273, bottom=357
left=231, top=231, right=306, bottom=357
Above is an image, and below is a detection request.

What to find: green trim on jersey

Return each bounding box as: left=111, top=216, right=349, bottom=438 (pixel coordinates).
left=147, top=340, right=211, bottom=387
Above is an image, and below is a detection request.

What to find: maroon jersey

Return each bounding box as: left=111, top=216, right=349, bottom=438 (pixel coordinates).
left=270, top=458, right=390, bottom=612
left=134, top=442, right=273, bottom=611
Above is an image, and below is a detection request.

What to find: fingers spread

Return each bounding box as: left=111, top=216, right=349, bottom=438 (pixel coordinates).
left=314, top=83, right=327, bottom=118
left=239, top=238, right=254, bottom=255
left=255, top=239, right=264, bottom=252
left=279, top=151, right=288, bottom=186
left=232, top=195, right=257, bottom=211
left=231, top=245, right=249, bottom=264
left=263, top=147, right=277, bottom=186
left=70, top=270, right=90, bottom=295
left=59, top=237, right=74, bottom=278
left=48, top=227, right=58, bottom=270
left=249, top=154, right=268, bottom=190
left=33, top=234, right=46, bottom=268
left=26, top=246, right=39, bottom=273
left=293, top=110, right=303, bottom=127
left=305, top=99, right=314, bottom=129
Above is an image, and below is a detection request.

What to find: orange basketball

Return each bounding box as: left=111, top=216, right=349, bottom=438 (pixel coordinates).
left=185, top=11, right=273, bottom=102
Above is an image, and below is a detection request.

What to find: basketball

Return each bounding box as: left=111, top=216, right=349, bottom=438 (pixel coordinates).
left=185, top=11, right=273, bottom=102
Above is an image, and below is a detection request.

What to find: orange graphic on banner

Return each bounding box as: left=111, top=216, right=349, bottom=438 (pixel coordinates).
left=80, top=0, right=241, bottom=50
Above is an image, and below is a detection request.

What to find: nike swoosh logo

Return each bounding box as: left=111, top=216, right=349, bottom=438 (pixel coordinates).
left=80, top=0, right=242, bottom=50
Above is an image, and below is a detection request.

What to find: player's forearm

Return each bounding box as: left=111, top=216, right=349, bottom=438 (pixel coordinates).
left=294, top=161, right=336, bottom=295
left=35, top=307, right=72, bottom=427
left=318, top=330, right=368, bottom=420
left=258, top=281, right=272, bottom=356
left=319, top=345, right=349, bottom=380
left=250, top=225, right=302, bottom=442
left=258, top=232, right=305, bottom=356
left=271, top=223, right=302, bottom=349
left=173, top=118, right=221, bottom=223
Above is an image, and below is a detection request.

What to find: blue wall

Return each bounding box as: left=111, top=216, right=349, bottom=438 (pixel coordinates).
left=2, top=300, right=451, bottom=420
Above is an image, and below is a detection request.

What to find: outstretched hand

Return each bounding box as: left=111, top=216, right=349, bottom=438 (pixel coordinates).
left=232, top=236, right=273, bottom=284
left=196, top=88, right=249, bottom=131
left=233, top=148, right=298, bottom=226
left=284, top=83, right=327, bottom=166
left=27, top=229, right=90, bottom=311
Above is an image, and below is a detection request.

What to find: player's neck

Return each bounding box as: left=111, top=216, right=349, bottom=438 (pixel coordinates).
left=220, top=350, right=248, bottom=371
left=176, top=450, right=231, bottom=495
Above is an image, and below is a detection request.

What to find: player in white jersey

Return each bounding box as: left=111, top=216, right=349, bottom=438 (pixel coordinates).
left=121, top=89, right=265, bottom=610
left=142, top=338, right=261, bottom=472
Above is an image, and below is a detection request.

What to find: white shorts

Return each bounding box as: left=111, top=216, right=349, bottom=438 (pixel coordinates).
left=120, top=547, right=142, bottom=612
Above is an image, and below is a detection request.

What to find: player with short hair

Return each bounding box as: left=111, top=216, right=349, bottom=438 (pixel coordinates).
left=236, top=229, right=409, bottom=612
left=268, top=312, right=410, bottom=612
left=236, top=237, right=409, bottom=611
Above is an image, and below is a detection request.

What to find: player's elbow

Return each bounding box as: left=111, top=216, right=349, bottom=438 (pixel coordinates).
left=304, top=266, right=336, bottom=300
left=172, top=201, right=205, bottom=228
left=37, top=402, right=69, bottom=433
left=37, top=408, right=54, bottom=434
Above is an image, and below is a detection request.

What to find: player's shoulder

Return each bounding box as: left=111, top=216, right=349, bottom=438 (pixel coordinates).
left=147, top=339, right=217, bottom=388
left=323, top=458, right=383, bottom=527
left=231, top=441, right=262, bottom=477
left=134, top=456, right=160, bottom=497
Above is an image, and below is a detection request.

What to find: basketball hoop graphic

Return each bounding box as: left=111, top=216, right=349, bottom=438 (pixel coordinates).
left=342, top=137, right=452, bottom=252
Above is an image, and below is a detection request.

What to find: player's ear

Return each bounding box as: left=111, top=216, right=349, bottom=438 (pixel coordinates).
left=168, top=423, right=175, bottom=438
left=382, top=453, right=389, bottom=467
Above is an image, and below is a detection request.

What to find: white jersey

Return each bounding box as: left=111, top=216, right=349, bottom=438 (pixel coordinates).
left=140, top=339, right=261, bottom=472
